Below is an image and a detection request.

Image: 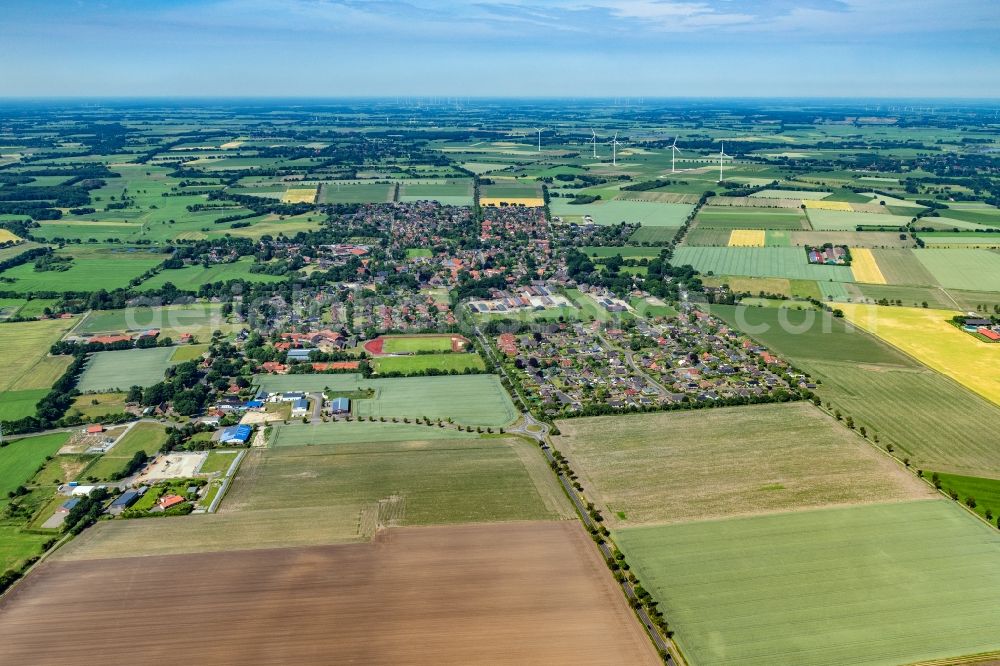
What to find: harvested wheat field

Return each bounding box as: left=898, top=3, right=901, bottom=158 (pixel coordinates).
left=0, top=522, right=658, bottom=666
left=555, top=403, right=933, bottom=526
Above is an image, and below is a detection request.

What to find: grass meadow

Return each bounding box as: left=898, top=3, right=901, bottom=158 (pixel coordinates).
left=380, top=334, right=459, bottom=353
left=673, top=247, right=855, bottom=281
left=0, top=247, right=164, bottom=293
left=76, top=346, right=178, bottom=391
left=0, top=318, right=75, bottom=393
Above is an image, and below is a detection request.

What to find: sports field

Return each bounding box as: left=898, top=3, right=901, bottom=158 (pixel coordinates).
left=76, top=346, right=178, bottom=391
left=838, top=303, right=1000, bottom=407
left=555, top=404, right=929, bottom=526
left=727, top=229, right=765, bottom=246
left=550, top=199, right=691, bottom=226
left=82, top=422, right=167, bottom=481
left=712, top=305, right=1000, bottom=476
left=380, top=334, right=464, bottom=353
left=849, top=248, right=886, bottom=283
left=0, top=317, right=75, bottom=392
left=673, top=247, right=855, bottom=281
left=5, top=522, right=658, bottom=666
left=254, top=373, right=518, bottom=427
left=616, top=500, right=1000, bottom=666
left=913, top=249, right=1000, bottom=291
left=374, top=353, right=485, bottom=375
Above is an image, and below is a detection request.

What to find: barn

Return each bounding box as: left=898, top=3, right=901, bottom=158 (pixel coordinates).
left=330, top=397, right=351, bottom=414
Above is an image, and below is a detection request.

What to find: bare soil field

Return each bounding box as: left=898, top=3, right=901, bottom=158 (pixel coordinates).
left=555, top=403, right=933, bottom=527
left=1, top=522, right=658, bottom=666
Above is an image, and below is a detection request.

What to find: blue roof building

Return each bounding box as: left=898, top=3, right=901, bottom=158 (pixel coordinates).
left=330, top=397, right=351, bottom=414
left=219, top=424, right=253, bottom=444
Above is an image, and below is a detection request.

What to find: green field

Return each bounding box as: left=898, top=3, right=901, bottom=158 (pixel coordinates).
left=0, top=527, right=50, bottom=574
left=380, top=334, right=459, bottom=353
left=0, top=318, right=75, bottom=393
left=616, top=500, right=1000, bottom=666
left=932, top=472, right=1000, bottom=521
left=319, top=182, right=395, bottom=203
left=76, top=346, right=178, bottom=392
left=550, top=199, right=691, bottom=226
left=913, top=249, right=1000, bottom=291
left=695, top=206, right=806, bottom=230
left=82, top=422, right=167, bottom=481
left=674, top=247, right=855, bottom=281
left=254, top=373, right=518, bottom=427
left=751, top=189, right=831, bottom=200
left=0, top=247, right=164, bottom=293
left=198, top=450, right=239, bottom=475
left=868, top=249, right=938, bottom=286
left=579, top=246, right=663, bottom=258
left=556, top=403, right=927, bottom=526
left=170, top=344, right=210, bottom=361
left=805, top=209, right=915, bottom=231
left=712, top=305, right=1000, bottom=476
left=67, top=392, right=127, bottom=420
left=374, top=353, right=485, bottom=375
left=0, top=388, right=48, bottom=421
left=398, top=180, right=474, bottom=206
left=405, top=248, right=433, bottom=259
left=627, top=226, right=681, bottom=244
left=77, top=304, right=235, bottom=340
left=271, top=421, right=474, bottom=446
left=0, top=432, right=69, bottom=496
left=138, top=257, right=289, bottom=291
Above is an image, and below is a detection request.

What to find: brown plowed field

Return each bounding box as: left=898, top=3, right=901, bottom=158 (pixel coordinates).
left=0, top=521, right=658, bottom=666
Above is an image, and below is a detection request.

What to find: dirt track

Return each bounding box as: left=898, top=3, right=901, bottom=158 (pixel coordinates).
left=0, top=521, right=658, bottom=665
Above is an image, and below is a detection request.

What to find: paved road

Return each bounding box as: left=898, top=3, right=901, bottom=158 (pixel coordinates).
left=596, top=330, right=671, bottom=399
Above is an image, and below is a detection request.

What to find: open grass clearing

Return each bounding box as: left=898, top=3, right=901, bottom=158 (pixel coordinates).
left=0, top=246, right=164, bottom=293
left=913, top=249, right=1000, bottom=292
left=138, top=257, right=289, bottom=291
left=76, top=303, right=237, bottom=340
left=550, top=199, right=691, bottom=226
left=0, top=432, right=70, bottom=496
left=0, top=388, right=48, bottom=421
left=695, top=206, right=807, bottom=230
left=270, top=421, right=473, bottom=446
left=555, top=403, right=930, bottom=527
left=67, top=392, right=127, bottom=420
left=380, top=334, right=462, bottom=353
left=673, top=247, right=855, bottom=281
left=374, top=353, right=485, bottom=375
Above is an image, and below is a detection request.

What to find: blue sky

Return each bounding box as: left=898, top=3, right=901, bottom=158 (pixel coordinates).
left=1, top=0, right=998, bottom=97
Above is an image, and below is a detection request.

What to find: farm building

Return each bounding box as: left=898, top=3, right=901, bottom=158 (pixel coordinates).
left=108, top=488, right=144, bottom=516
left=291, top=398, right=311, bottom=417
left=330, top=397, right=350, bottom=414
left=85, top=424, right=104, bottom=434
left=287, top=348, right=313, bottom=362
left=219, top=424, right=252, bottom=445
left=57, top=498, right=81, bottom=514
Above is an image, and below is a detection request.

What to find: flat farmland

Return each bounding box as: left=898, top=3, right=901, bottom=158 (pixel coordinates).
left=0, top=432, right=69, bottom=496
left=616, top=500, right=1000, bottom=666
left=695, top=206, right=807, bottom=230
left=628, top=225, right=680, bottom=244
left=673, top=247, right=855, bottom=281
left=0, top=317, right=75, bottom=392
left=870, top=248, right=938, bottom=286
left=849, top=248, right=886, bottom=284
left=751, top=188, right=831, bottom=200
left=550, top=199, right=691, bottom=226
left=712, top=305, right=1000, bottom=476
left=701, top=276, right=821, bottom=299
left=787, top=231, right=916, bottom=249
left=76, top=346, right=178, bottom=391
left=914, top=249, right=1000, bottom=291
left=0, top=388, right=48, bottom=420
left=270, top=421, right=472, bottom=446
left=0, top=247, right=164, bottom=293
left=555, top=404, right=930, bottom=527
left=3, top=522, right=658, bottom=666
left=398, top=180, right=474, bottom=206
left=838, top=303, right=1000, bottom=407
left=56, top=436, right=570, bottom=559
left=805, top=209, right=914, bottom=230
left=682, top=227, right=731, bottom=246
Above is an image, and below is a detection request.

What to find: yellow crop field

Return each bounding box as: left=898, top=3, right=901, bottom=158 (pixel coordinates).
left=0, top=229, right=22, bottom=243
left=281, top=188, right=317, bottom=204
left=850, top=248, right=887, bottom=284
left=804, top=199, right=853, bottom=211
left=220, top=140, right=244, bottom=150
left=480, top=197, right=545, bottom=207
left=839, top=303, right=1000, bottom=406
left=728, top=229, right=766, bottom=247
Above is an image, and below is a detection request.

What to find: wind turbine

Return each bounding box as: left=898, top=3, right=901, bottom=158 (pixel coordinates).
left=718, top=141, right=732, bottom=183
left=611, top=132, right=620, bottom=166
left=669, top=137, right=682, bottom=173
left=534, top=127, right=543, bottom=152
left=590, top=129, right=598, bottom=158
